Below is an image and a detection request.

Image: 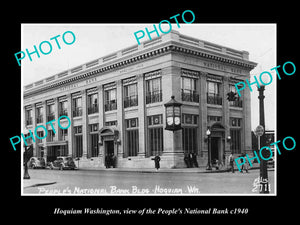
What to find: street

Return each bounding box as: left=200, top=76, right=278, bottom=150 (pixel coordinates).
left=23, top=168, right=275, bottom=195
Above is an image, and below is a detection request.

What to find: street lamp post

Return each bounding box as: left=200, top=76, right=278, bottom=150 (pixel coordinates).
left=206, top=128, right=212, bottom=170
left=257, top=85, right=269, bottom=193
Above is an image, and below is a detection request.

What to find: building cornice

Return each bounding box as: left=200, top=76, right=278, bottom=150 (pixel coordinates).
left=24, top=32, right=257, bottom=99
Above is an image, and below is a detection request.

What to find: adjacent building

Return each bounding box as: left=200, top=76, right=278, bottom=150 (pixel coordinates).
left=23, top=29, right=257, bottom=168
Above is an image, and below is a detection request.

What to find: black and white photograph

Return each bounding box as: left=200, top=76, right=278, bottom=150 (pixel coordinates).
left=3, top=4, right=298, bottom=220
left=21, top=24, right=276, bottom=196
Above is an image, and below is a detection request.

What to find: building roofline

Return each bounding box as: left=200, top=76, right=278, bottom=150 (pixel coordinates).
left=24, top=30, right=257, bottom=97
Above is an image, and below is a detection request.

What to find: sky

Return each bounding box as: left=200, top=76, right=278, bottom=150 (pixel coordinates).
left=21, top=24, right=276, bottom=131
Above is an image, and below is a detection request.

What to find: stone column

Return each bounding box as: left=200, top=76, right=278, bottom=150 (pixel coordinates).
left=31, top=103, right=37, bottom=157
left=42, top=101, right=48, bottom=161
left=116, top=80, right=124, bottom=157
left=223, top=75, right=230, bottom=164
left=81, top=90, right=88, bottom=158
left=54, top=97, right=59, bottom=142
left=243, top=75, right=252, bottom=155
left=161, top=66, right=183, bottom=168
left=199, top=71, right=208, bottom=160
left=66, top=94, right=73, bottom=157
left=98, top=85, right=104, bottom=158
left=137, top=73, right=146, bottom=157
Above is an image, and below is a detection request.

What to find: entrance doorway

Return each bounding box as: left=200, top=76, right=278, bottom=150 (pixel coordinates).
left=211, top=137, right=220, bottom=163
left=105, top=140, right=114, bottom=156
left=99, top=126, right=119, bottom=168
left=104, top=140, right=116, bottom=168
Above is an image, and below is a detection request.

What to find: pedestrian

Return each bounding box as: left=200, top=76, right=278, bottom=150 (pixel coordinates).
left=154, top=155, right=161, bottom=170
left=243, top=155, right=249, bottom=173
left=239, top=155, right=244, bottom=173
left=215, top=159, right=219, bottom=170
left=184, top=154, right=190, bottom=168
left=105, top=154, right=109, bottom=168
left=228, top=153, right=234, bottom=173
left=189, top=153, right=193, bottom=168
left=111, top=153, right=116, bottom=168
left=192, top=153, right=199, bottom=168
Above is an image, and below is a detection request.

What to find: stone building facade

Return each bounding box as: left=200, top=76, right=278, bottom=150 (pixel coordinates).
left=23, top=30, right=257, bottom=169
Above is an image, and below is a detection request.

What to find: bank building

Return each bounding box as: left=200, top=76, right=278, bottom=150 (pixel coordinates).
left=23, top=30, right=257, bottom=169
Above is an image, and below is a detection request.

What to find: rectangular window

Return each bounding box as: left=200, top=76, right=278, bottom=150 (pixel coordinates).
left=230, top=117, right=242, bottom=127
left=47, top=130, right=55, bottom=142
left=74, top=135, right=83, bottom=157
left=47, top=104, right=55, bottom=121
left=147, top=114, right=163, bottom=156
left=125, top=118, right=139, bottom=157
left=88, top=93, right=98, bottom=114
left=182, top=114, right=198, bottom=154
left=36, top=107, right=43, bottom=123
left=74, top=125, right=83, bottom=157
left=182, top=114, right=198, bottom=125
left=89, top=124, right=99, bottom=157
left=124, top=83, right=138, bottom=108
left=207, top=115, right=222, bottom=123
left=230, top=129, right=241, bottom=154
left=105, top=89, right=117, bottom=111
left=25, top=109, right=32, bottom=125
left=230, top=117, right=242, bottom=154
left=60, top=129, right=68, bottom=141
left=105, top=121, right=118, bottom=126
left=36, top=131, right=44, bottom=143
left=73, top=97, right=82, bottom=117
left=182, top=127, right=198, bottom=154
left=181, top=76, right=199, bottom=102
left=207, top=81, right=222, bottom=105
left=74, top=125, right=82, bottom=134
left=229, top=84, right=243, bottom=107
left=59, top=101, right=68, bottom=117
left=146, top=77, right=162, bottom=104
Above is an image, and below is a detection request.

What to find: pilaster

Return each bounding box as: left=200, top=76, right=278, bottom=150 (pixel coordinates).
left=137, top=73, right=146, bottom=157
left=31, top=103, right=37, bottom=157
left=66, top=94, right=73, bottom=157
left=98, top=85, right=104, bottom=157
left=116, top=80, right=124, bottom=157
left=81, top=90, right=88, bottom=158
left=199, top=71, right=208, bottom=157
left=223, top=75, right=230, bottom=155
left=53, top=97, right=59, bottom=142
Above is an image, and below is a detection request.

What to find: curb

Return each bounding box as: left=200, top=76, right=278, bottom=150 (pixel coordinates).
left=23, top=181, right=57, bottom=188
left=77, top=166, right=273, bottom=173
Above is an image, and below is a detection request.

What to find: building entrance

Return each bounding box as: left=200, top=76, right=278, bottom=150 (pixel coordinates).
left=211, top=137, right=220, bottom=163
left=104, top=140, right=116, bottom=168
left=105, top=141, right=114, bottom=156
left=209, top=122, right=225, bottom=166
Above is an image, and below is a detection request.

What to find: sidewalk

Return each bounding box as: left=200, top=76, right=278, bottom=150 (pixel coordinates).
left=23, top=178, right=56, bottom=188
left=79, top=162, right=268, bottom=173
left=23, top=163, right=274, bottom=189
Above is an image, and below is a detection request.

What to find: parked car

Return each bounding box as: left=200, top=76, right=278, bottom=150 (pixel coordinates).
left=49, top=156, right=77, bottom=170
left=29, top=157, right=46, bottom=169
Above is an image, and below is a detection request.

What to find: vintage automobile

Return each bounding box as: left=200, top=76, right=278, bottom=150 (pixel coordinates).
left=48, top=156, right=77, bottom=170
left=29, top=157, right=46, bottom=169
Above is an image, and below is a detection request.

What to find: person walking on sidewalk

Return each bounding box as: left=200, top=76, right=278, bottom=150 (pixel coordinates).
left=154, top=155, right=161, bottom=171
left=228, top=153, right=234, bottom=173
left=243, top=155, right=249, bottom=173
